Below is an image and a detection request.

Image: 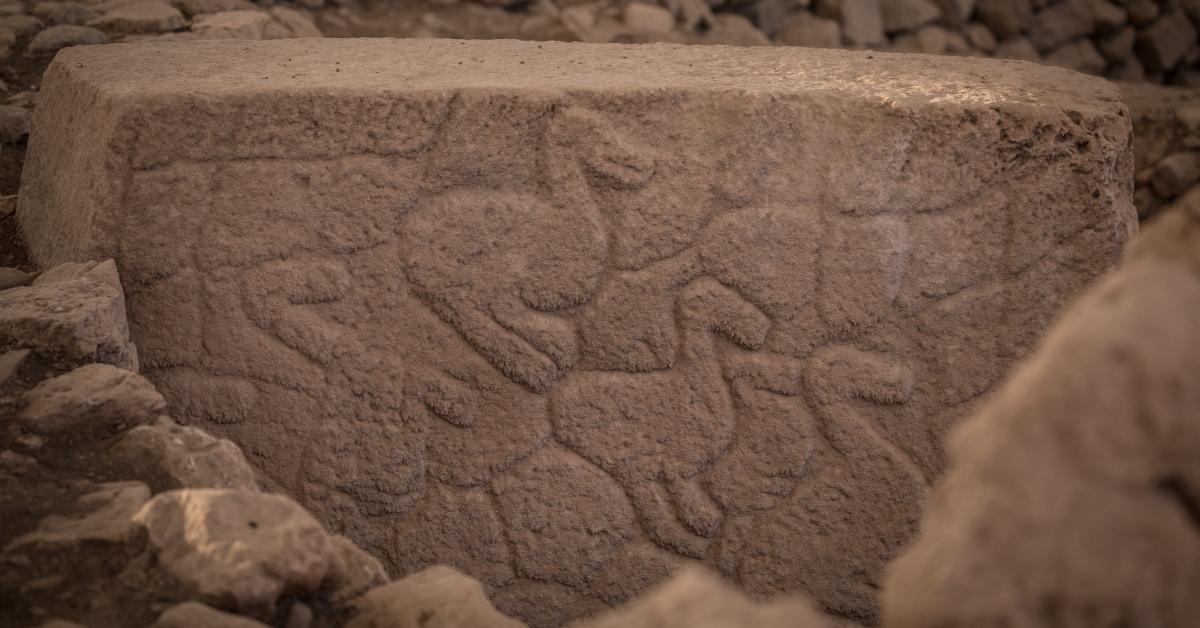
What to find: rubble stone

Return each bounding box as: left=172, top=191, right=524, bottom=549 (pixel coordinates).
left=975, top=0, right=1032, bottom=38
left=17, top=364, right=164, bottom=437
left=347, top=566, right=525, bottom=628
left=110, top=417, right=260, bottom=492
left=0, top=260, right=136, bottom=370
left=4, top=482, right=149, bottom=552
left=0, top=266, right=32, bottom=290
left=27, top=24, right=105, bottom=53
left=1045, top=38, right=1107, bottom=75
left=33, top=2, right=101, bottom=26
left=1135, top=11, right=1199, bottom=73
left=89, top=0, right=186, bottom=33
left=151, top=602, right=270, bottom=628
left=1028, top=0, right=1095, bottom=52
left=775, top=12, right=842, bottom=47
left=816, top=0, right=886, bottom=46
left=880, top=0, right=940, bottom=33
left=1151, top=151, right=1200, bottom=198
left=191, top=10, right=272, bottom=39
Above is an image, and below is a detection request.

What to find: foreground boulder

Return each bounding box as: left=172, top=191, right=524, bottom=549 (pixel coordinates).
left=18, top=38, right=1135, bottom=624
left=132, top=488, right=338, bottom=617
left=883, top=204, right=1200, bottom=627
left=16, top=363, right=164, bottom=441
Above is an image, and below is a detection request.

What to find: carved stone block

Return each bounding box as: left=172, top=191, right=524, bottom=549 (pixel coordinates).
left=18, top=39, right=1136, bottom=625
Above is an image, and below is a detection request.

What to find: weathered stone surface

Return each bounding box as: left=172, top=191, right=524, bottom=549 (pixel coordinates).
left=110, top=417, right=260, bottom=491
left=883, top=205, right=1200, bottom=628
left=816, top=0, right=885, bottom=46
left=19, top=38, right=1135, bottom=625
left=347, top=566, right=526, bottom=628
left=1028, top=0, right=1094, bottom=52
left=1152, top=151, right=1200, bottom=198
left=132, top=489, right=337, bottom=616
left=574, top=566, right=833, bottom=628
left=151, top=602, right=271, bottom=628
left=0, top=260, right=136, bottom=370
left=1045, top=38, right=1107, bottom=75
left=17, top=363, right=163, bottom=437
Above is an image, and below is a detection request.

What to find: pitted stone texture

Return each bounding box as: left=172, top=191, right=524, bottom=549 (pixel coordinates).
left=19, top=38, right=1135, bottom=625
left=883, top=206, right=1200, bottom=628
left=0, top=259, right=136, bottom=370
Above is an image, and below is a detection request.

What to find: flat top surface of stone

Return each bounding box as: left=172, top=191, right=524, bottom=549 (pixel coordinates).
left=58, top=37, right=1121, bottom=112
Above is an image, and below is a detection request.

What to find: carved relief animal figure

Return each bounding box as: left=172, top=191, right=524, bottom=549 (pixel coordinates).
left=550, top=277, right=770, bottom=558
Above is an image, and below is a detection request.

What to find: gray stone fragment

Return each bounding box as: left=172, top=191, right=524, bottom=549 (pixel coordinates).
left=0, top=348, right=28, bottom=385
left=880, top=0, right=941, bottom=33
left=0, top=14, right=45, bottom=38
left=1029, top=0, right=1095, bottom=52
left=1045, top=38, right=1107, bottom=75
left=1135, top=12, right=1198, bottom=73
left=975, top=0, right=1031, bottom=38
left=32, top=2, right=101, bottom=26
left=1097, top=24, right=1135, bottom=62
left=816, top=0, right=886, bottom=46
left=994, top=36, right=1042, bottom=62
left=965, top=22, right=997, bottom=52
left=0, top=104, right=27, bottom=143
left=0, top=267, right=32, bottom=290
left=191, top=10, right=271, bottom=39
left=776, top=12, right=842, bottom=47
left=151, top=602, right=271, bottom=628
left=1152, top=152, right=1200, bottom=198
left=89, top=0, right=186, bottom=33
left=28, top=24, right=107, bottom=53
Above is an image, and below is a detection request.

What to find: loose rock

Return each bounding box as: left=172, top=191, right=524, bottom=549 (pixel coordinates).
left=1151, top=151, right=1200, bottom=198
left=17, top=363, right=164, bottom=437
left=347, top=566, right=526, bottom=628
left=151, top=602, right=271, bottom=628
left=33, top=2, right=101, bottom=26
left=110, top=417, right=260, bottom=492
left=89, top=0, right=186, bottom=33
left=132, top=489, right=338, bottom=615
left=28, top=24, right=107, bottom=53
left=4, top=482, right=149, bottom=552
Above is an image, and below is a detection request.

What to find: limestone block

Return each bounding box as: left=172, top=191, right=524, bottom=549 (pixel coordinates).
left=18, top=38, right=1135, bottom=625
